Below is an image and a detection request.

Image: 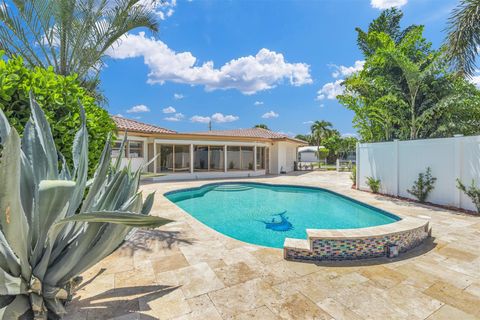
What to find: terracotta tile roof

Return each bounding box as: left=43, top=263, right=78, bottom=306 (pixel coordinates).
left=112, top=116, right=176, bottom=134
left=111, top=116, right=306, bottom=144
left=188, top=128, right=306, bottom=143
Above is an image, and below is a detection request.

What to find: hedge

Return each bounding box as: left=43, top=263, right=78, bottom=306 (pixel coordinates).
left=0, top=53, right=115, bottom=176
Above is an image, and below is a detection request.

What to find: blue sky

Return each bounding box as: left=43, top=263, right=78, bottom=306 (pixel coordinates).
left=102, top=0, right=458, bottom=136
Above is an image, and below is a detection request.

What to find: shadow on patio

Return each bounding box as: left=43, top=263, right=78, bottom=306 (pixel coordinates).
left=123, top=229, right=195, bottom=253
left=69, top=283, right=181, bottom=319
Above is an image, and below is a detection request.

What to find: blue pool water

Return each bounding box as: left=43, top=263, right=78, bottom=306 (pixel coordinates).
left=165, top=183, right=400, bottom=248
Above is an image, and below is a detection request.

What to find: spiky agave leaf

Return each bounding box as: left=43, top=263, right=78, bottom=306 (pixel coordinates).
left=58, top=211, right=173, bottom=227
left=0, top=96, right=171, bottom=319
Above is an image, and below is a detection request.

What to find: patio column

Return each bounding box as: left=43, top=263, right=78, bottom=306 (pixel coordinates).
left=190, top=144, right=194, bottom=173
left=153, top=143, right=157, bottom=173
left=254, top=145, right=257, bottom=171
left=224, top=145, right=228, bottom=172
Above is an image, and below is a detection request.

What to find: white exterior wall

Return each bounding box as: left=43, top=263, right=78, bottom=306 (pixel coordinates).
left=283, top=142, right=297, bottom=173
left=357, top=135, right=480, bottom=211
left=269, top=141, right=297, bottom=174
left=270, top=143, right=280, bottom=174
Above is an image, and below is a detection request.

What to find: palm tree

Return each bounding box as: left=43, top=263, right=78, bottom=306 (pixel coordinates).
left=310, top=120, right=333, bottom=162
left=0, top=0, right=159, bottom=94
left=445, top=0, right=480, bottom=77
left=254, top=124, right=270, bottom=130
left=294, top=134, right=312, bottom=144
left=386, top=47, right=448, bottom=140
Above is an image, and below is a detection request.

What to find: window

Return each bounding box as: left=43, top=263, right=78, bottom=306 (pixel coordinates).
left=112, top=141, right=125, bottom=158
left=174, top=145, right=190, bottom=172
left=209, top=146, right=224, bottom=171
left=241, top=147, right=254, bottom=170
left=128, top=141, right=144, bottom=158
left=112, top=140, right=144, bottom=158
left=194, top=146, right=209, bottom=171
left=256, top=147, right=265, bottom=170
left=227, top=146, right=241, bottom=170
left=158, top=144, right=173, bottom=172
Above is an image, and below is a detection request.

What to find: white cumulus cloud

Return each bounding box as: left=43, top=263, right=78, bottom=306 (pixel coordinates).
left=303, top=120, right=314, bottom=125
left=341, top=133, right=358, bottom=138
left=126, top=104, right=150, bottom=113
left=262, top=111, right=279, bottom=119
left=316, top=80, right=344, bottom=100
left=211, top=113, right=239, bottom=123
left=163, top=106, right=176, bottom=113
left=190, top=113, right=239, bottom=123
left=164, top=113, right=184, bottom=122
left=332, top=60, right=365, bottom=78
left=371, top=0, right=407, bottom=9
left=138, top=0, right=176, bottom=20
left=174, top=93, right=184, bottom=100
left=108, top=32, right=312, bottom=95
left=190, top=115, right=211, bottom=123
left=254, top=101, right=264, bottom=106
left=317, top=60, right=364, bottom=101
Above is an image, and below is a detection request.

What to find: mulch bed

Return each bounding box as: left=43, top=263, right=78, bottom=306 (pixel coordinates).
left=351, top=184, right=479, bottom=217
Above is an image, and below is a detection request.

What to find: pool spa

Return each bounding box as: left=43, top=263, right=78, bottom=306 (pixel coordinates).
left=165, top=182, right=430, bottom=261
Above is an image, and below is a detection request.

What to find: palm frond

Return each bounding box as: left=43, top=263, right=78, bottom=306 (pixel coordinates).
left=445, top=0, right=480, bottom=77
left=0, top=0, right=160, bottom=94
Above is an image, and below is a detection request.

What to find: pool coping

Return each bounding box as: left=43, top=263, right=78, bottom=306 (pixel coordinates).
left=164, top=181, right=431, bottom=262
left=305, top=217, right=428, bottom=240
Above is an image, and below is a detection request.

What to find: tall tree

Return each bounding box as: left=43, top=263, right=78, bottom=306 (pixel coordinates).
left=445, top=0, right=480, bottom=77
left=339, top=11, right=480, bottom=142
left=294, top=134, right=312, bottom=144
left=356, top=8, right=420, bottom=58
left=254, top=124, right=270, bottom=130
left=0, top=0, right=159, bottom=95
left=310, top=120, right=333, bottom=160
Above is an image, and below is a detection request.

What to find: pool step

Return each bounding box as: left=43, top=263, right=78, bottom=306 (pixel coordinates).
left=213, top=184, right=253, bottom=192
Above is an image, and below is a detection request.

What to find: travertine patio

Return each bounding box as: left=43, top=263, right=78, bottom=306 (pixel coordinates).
left=66, top=171, right=480, bottom=320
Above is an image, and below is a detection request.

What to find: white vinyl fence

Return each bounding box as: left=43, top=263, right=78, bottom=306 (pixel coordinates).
left=356, top=135, right=480, bottom=211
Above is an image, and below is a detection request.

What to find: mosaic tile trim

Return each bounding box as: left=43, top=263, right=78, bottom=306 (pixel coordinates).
left=284, top=224, right=429, bottom=261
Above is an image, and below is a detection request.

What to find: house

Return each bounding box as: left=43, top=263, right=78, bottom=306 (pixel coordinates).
left=112, top=116, right=306, bottom=180
left=297, top=146, right=326, bottom=162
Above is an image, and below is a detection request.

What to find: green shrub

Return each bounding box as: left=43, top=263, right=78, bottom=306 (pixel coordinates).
left=0, top=53, right=115, bottom=176
left=407, top=167, right=437, bottom=202
left=457, top=179, right=480, bottom=213
left=366, top=177, right=381, bottom=193
left=350, top=165, right=356, bottom=185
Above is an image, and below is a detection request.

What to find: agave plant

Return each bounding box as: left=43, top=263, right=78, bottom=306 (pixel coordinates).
left=0, top=94, right=172, bottom=319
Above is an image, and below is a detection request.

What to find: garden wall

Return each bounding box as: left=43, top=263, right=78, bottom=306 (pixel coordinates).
left=356, top=135, right=480, bottom=211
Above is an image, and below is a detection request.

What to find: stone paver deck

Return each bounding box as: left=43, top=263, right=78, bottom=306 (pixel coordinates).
left=67, top=171, right=480, bottom=320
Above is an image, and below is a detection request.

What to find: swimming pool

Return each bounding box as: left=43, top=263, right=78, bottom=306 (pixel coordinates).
left=165, top=182, right=401, bottom=248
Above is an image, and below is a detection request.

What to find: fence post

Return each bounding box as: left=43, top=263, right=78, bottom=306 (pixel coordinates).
left=336, top=158, right=340, bottom=172
left=393, top=139, right=399, bottom=197
left=453, top=135, right=464, bottom=208
left=356, top=142, right=360, bottom=189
